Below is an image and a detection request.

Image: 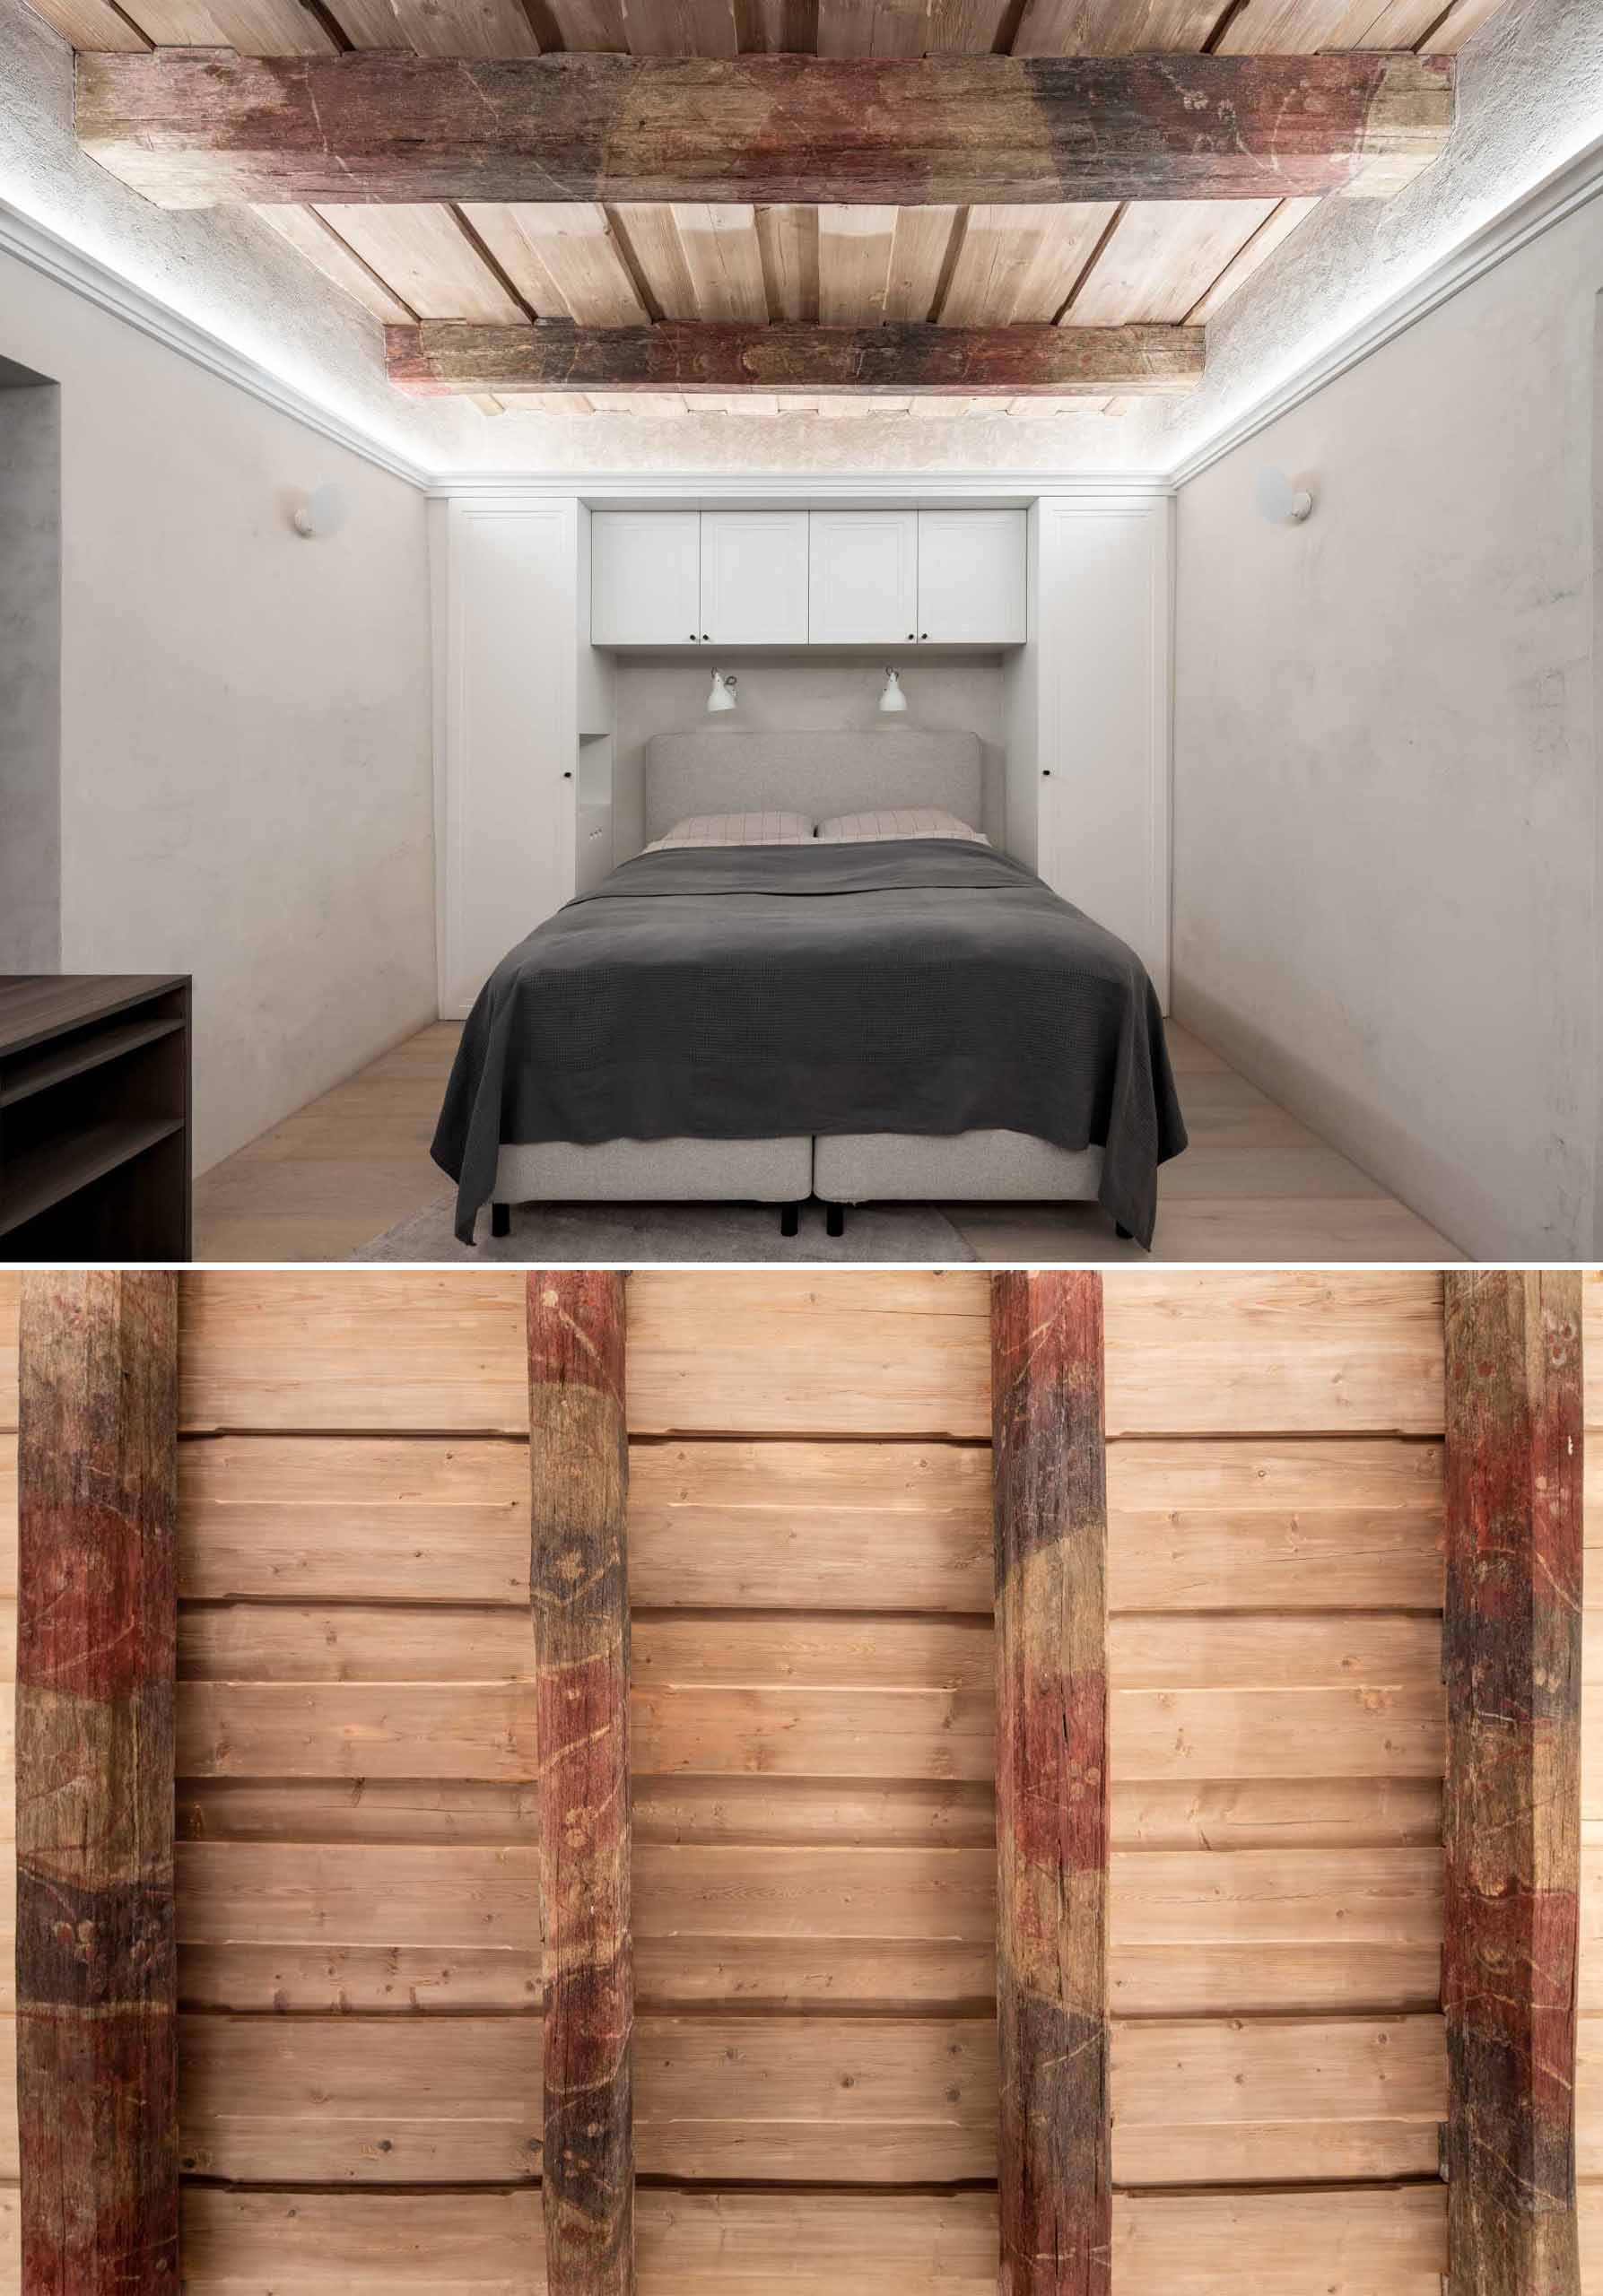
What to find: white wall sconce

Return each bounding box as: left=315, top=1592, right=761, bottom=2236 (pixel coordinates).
left=878, top=667, right=908, bottom=714
left=1256, top=465, right=1313, bottom=526
left=292, top=480, right=350, bottom=539
left=707, top=670, right=738, bottom=713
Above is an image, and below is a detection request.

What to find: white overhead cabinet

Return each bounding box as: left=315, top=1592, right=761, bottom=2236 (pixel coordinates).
left=917, top=509, right=1027, bottom=643
left=700, top=511, right=810, bottom=645
left=590, top=509, right=701, bottom=646
left=589, top=508, right=1027, bottom=646
left=807, top=510, right=920, bottom=646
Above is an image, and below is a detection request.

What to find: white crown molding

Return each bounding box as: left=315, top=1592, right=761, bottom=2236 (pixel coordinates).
left=0, top=194, right=433, bottom=490
left=430, top=470, right=1172, bottom=502
left=1168, top=126, right=1603, bottom=489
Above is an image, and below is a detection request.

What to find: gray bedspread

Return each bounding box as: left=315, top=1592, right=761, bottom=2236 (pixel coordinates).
left=432, top=839, right=1187, bottom=1246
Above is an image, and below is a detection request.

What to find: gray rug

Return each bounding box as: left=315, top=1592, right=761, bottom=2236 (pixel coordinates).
left=352, top=1193, right=979, bottom=1264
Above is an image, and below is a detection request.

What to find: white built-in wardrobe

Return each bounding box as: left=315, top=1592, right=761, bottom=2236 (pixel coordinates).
left=434, top=488, right=1171, bottom=1021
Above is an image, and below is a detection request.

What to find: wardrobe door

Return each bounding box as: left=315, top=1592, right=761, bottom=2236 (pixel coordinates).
left=700, top=512, right=810, bottom=645
left=590, top=510, right=701, bottom=646
left=808, top=511, right=920, bottom=646
left=918, top=509, right=1027, bottom=643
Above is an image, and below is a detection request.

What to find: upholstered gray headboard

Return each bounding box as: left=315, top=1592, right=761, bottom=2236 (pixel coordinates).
left=645, top=730, right=985, bottom=842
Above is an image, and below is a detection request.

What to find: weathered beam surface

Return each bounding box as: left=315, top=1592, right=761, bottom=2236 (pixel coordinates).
left=529, top=1272, right=632, bottom=2296
left=17, top=1272, right=179, bottom=2295
left=991, top=1271, right=1110, bottom=2296
left=1442, top=1271, right=1583, bottom=2296
left=386, top=317, right=1202, bottom=397
left=76, top=50, right=1454, bottom=210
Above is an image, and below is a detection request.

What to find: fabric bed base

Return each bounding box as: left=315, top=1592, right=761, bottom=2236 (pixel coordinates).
left=492, top=1135, right=811, bottom=1205
left=491, top=1132, right=1103, bottom=1207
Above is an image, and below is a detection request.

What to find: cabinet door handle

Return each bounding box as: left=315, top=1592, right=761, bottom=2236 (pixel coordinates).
left=920, top=631, right=928, bottom=640
left=702, top=632, right=710, bottom=640
left=1041, top=770, right=1051, bottom=778
left=689, top=632, right=698, bottom=641
left=562, top=770, right=573, bottom=779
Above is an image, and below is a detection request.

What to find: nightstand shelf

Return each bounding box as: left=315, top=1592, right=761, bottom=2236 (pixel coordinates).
left=0, top=977, right=192, bottom=1260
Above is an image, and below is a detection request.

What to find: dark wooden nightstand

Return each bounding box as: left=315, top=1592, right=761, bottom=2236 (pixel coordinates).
left=0, top=976, right=192, bottom=1261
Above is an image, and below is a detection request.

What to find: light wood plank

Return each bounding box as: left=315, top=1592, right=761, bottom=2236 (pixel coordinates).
left=314, top=206, right=527, bottom=321
left=1184, top=195, right=1321, bottom=323
left=1102, top=1274, right=1446, bottom=1438
left=669, top=203, right=769, bottom=318
left=622, top=0, right=739, bottom=53
left=177, top=1673, right=1442, bottom=1783
left=817, top=205, right=897, bottom=322
left=1069, top=198, right=1279, bottom=323
left=177, top=2011, right=1446, bottom=2187
left=940, top=202, right=1113, bottom=324
left=460, top=204, right=649, bottom=322
left=1012, top=0, right=1224, bottom=52
left=253, top=205, right=417, bottom=323
left=179, top=1274, right=527, bottom=1434
left=1218, top=0, right=1447, bottom=47
left=755, top=204, right=820, bottom=318
left=122, top=0, right=334, bottom=49
left=175, top=2183, right=1449, bottom=2294
left=22, top=0, right=149, bottom=47
left=1426, top=0, right=1506, bottom=48
left=885, top=204, right=962, bottom=320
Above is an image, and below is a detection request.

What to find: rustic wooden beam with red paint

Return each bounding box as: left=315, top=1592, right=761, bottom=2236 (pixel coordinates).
left=16, top=1271, right=179, bottom=2296
left=990, top=1270, right=1109, bottom=2296
left=75, top=49, right=1454, bottom=210
left=528, top=1271, right=633, bottom=2296
left=1442, top=1270, right=1583, bottom=2296
left=386, top=317, right=1203, bottom=399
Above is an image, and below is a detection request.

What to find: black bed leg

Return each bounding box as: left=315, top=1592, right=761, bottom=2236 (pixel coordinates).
left=825, top=1204, right=846, bottom=1239
left=780, top=1203, right=800, bottom=1239
left=1115, top=1222, right=1134, bottom=1240
left=491, top=1202, right=510, bottom=1239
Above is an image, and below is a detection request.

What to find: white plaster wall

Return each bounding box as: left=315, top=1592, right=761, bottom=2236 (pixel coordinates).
left=0, top=370, right=61, bottom=970
left=1172, top=195, right=1601, bottom=1260
left=0, top=241, right=437, bottom=1175
left=609, top=654, right=1007, bottom=859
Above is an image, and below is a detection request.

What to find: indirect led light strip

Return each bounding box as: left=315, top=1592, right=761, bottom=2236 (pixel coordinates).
left=3, top=118, right=1602, bottom=499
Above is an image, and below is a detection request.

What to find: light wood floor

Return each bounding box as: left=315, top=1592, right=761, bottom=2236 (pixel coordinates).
left=193, top=1019, right=1459, bottom=1264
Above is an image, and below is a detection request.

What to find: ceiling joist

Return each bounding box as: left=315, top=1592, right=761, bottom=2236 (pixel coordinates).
left=75, top=48, right=1455, bottom=211
left=383, top=317, right=1206, bottom=397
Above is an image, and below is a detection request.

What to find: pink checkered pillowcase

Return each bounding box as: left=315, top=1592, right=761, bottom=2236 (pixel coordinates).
left=815, top=808, right=989, bottom=846
left=645, top=812, right=815, bottom=851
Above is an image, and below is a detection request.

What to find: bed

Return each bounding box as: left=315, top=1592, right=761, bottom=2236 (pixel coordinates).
left=431, top=729, right=1185, bottom=1248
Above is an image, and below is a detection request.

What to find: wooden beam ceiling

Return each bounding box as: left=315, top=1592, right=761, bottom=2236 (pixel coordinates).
left=75, top=48, right=1455, bottom=212
left=385, top=316, right=1204, bottom=396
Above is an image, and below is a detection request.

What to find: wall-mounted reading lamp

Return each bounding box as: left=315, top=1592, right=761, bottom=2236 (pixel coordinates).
left=878, top=668, right=908, bottom=714
left=707, top=670, right=738, bottom=714
left=292, top=480, right=350, bottom=538
left=1256, top=465, right=1313, bottom=526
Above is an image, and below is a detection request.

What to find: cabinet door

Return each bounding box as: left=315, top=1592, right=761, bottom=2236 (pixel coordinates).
left=590, top=510, right=701, bottom=645
left=1036, top=500, right=1170, bottom=1005
left=807, top=510, right=919, bottom=645
left=917, top=509, right=1027, bottom=643
left=444, top=502, right=577, bottom=1016
left=700, top=511, right=810, bottom=645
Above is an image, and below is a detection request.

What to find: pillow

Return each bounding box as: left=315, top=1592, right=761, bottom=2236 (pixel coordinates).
left=815, top=808, right=989, bottom=846
left=646, top=811, right=814, bottom=852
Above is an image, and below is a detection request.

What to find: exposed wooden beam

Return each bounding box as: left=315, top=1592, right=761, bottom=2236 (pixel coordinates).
left=1442, top=1271, right=1583, bottom=2296
left=991, top=1270, right=1110, bottom=2296
left=17, top=1272, right=179, bottom=2296
left=75, top=49, right=1454, bottom=210
left=528, top=1271, right=633, bottom=2296
left=386, top=317, right=1202, bottom=396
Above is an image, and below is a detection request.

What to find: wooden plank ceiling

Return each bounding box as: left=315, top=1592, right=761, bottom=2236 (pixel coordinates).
left=38, top=0, right=1506, bottom=416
